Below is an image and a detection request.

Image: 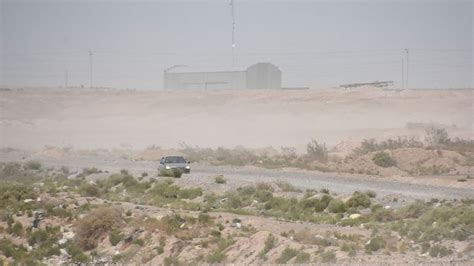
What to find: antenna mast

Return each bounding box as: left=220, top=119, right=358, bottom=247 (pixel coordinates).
left=230, top=0, right=235, bottom=68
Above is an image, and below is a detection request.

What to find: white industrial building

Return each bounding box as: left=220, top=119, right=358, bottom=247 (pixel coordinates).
left=163, top=62, right=282, bottom=90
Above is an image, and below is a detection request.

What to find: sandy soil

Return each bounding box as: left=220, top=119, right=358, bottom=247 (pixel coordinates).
left=1, top=87, right=472, bottom=150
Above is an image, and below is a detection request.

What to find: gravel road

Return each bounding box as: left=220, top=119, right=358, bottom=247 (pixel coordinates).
left=3, top=149, right=471, bottom=200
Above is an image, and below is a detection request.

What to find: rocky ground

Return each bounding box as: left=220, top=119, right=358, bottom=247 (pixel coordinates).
left=0, top=157, right=473, bottom=265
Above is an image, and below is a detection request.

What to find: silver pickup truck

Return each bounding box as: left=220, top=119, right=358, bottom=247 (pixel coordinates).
left=158, top=156, right=190, bottom=178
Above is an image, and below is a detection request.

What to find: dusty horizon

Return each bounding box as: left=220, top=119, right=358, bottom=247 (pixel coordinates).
left=1, top=86, right=472, bottom=151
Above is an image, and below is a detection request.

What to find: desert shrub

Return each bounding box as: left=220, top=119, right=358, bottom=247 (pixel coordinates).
left=397, top=201, right=430, bottom=219
left=0, top=162, right=23, bottom=178
left=24, top=160, right=42, bottom=170
left=429, top=244, right=453, bottom=258
left=346, top=191, right=371, bottom=208
left=294, top=230, right=332, bottom=246
left=317, top=194, right=333, bottom=211
left=372, top=151, right=397, bottom=168
left=425, top=127, right=450, bottom=146
left=148, top=180, right=181, bottom=202
left=421, top=242, right=430, bottom=254
left=198, top=213, right=213, bottom=225
left=259, top=234, right=276, bottom=259
left=320, top=188, right=330, bottom=194
left=354, top=137, right=423, bottom=154
left=79, top=183, right=101, bottom=197
left=206, top=250, right=226, bottom=263
left=0, top=182, right=37, bottom=209
left=306, top=139, right=328, bottom=162
left=341, top=242, right=358, bottom=256
left=256, top=182, right=274, bottom=192
left=75, top=207, right=123, bottom=250
left=28, top=229, right=50, bottom=246
left=365, top=190, right=377, bottom=198
left=277, top=247, right=298, bottom=263
left=365, top=236, right=386, bottom=253
left=156, top=245, right=164, bottom=254
left=275, top=181, right=300, bottom=192
left=125, top=210, right=132, bottom=216
left=178, top=187, right=202, bottom=199
left=159, top=214, right=186, bottom=235
left=215, top=175, right=226, bottom=184
left=0, top=238, right=27, bottom=261
left=320, top=250, right=336, bottom=263
left=371, top=208, right=397, bottom=223
left=294, top=251, right=310, bottom=263
left=11, top=222, right=23, bottom=236
left=132, top=238, right=144, bottom=246
left=65, top=241, right=89, bottom=263
left=254, top=189, right=273, bottom=202
left=328, top=199, right=346, bottom=213
left=82, top=167, right=101, bottom=176
left=206, top=236, right=234, bottom=263
left=164, top=256, right=183, bottom=266
left=109, top=230, right=123, bottom=246
left=60, top=166, right=70, bottom=174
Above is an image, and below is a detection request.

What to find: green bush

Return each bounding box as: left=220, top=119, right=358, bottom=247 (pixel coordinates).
left=198, top=213, right=213, bottom=225
left=215, top=175, right=226, bottom=184
left=365, top=236, right=386, bottom=253
left=0, top=238, right=27, bottom=261
left=294, top=251, right=310, bottom=263
left=79, top=183, right=100, bottom=197
left=178, top=187, right=202, bottom=199
left=132, top=238, right=144, bottom=246
left=75, top=207, right=123, bottom=250
left=306, top=139, right=328, bottom=162
left=11, top=222, right=23, bottom=236
left=277, top=247, right=298, bottom=263
left=346, top=191, right=371, bottom=208
left=328, top=199, right=346, bottom=213
left=372, top=151, right=397, bottom=168
left=259, top=234, right=276, bottom=258
left=28, top=229, right=49, bottom=246
left=314, top=198, right=331, bottom=212
left=65, top=241, right=89, bottom=263
left=206, top=236, right=234, bottom=263
left=365, top=190, right=377, bottom=198
left=1, top=162, right=22, bottom=178
left=164, top=256, right=183, bottom=266
left=24, top=160, right=42, bottom=170
left=109, top=230, right=123, bottom=246
left=429, top=244, right=452, bottom=258
left=354, top=137, right=423, bottom=154
left=320, top=250, right=337, bottom=263
left=275, top=181, right=300, bottom=192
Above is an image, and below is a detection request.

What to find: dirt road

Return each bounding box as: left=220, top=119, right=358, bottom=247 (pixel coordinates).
left=5, top=148, right=471, bottom=200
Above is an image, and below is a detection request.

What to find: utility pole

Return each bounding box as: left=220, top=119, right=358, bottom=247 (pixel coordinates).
left=64, top=70, right=69, bottom=88
left=405, top=48, right=409, bottom=89
left=89, top=50, right=93, bottom=88
left=401, top=58, right=405, bottom=89
left=230, top=0, right=235, bottom=69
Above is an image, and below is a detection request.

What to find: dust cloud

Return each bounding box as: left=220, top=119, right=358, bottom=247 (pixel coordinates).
left=1, top=87, right=472, bottom=151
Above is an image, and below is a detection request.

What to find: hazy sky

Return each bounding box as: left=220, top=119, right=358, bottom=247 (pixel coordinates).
left=1, top=0, right=472, bottom=89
